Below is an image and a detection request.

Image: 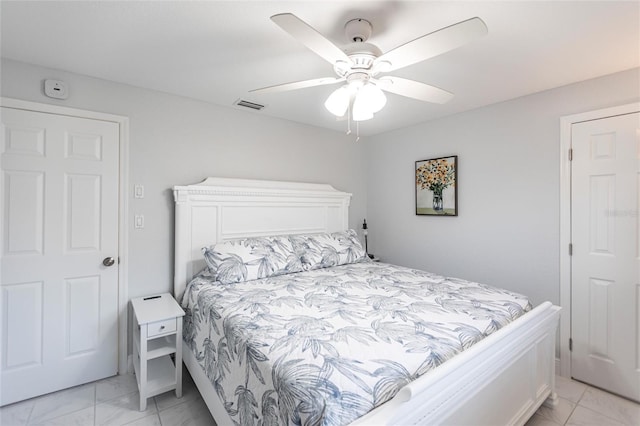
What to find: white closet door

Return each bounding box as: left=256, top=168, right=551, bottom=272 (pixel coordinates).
left=1, top=107, right=119, bottom=405
left=571, top=111, right=639, bottom=402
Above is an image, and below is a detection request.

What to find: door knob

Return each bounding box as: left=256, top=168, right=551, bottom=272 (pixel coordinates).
left=103, top=257, right=116, bottom=267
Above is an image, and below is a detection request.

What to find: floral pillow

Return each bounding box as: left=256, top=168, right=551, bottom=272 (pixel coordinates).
left=288, top=229, right=368, bottom=270
left=202, top=236, right=294, bottom=284
left=202, top=229, right=368, bottom=284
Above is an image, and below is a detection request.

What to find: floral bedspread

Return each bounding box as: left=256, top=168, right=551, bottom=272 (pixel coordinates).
left=181, top=262, right=532, bottom=426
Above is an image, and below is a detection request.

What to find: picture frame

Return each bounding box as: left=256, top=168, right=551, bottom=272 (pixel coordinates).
left=415, top=155, right=458, bottom=216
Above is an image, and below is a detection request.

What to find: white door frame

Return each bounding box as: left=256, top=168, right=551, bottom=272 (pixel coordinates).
left=1, top=97, right=130, bottom=375
left=558, top=101, right=640, bottom=377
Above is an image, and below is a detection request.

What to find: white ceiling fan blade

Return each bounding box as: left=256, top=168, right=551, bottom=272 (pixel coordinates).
left=271, top=13, right=351, bottom=65
left=376, top=77, right=454, bottom=104
left=250, top=77, right=344, bottom=94
left=374, top=17, right=488, bottom=72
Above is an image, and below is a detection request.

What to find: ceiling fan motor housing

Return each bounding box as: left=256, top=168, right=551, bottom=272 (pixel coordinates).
left=341, top=19, right=382, bottom=74
left=341, top=42, right=381, bottom=72
left=345, top=18, right=372, bottom=42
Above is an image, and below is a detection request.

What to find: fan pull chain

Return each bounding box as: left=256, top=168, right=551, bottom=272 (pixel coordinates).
left=343, top=102, right=359, bottom=142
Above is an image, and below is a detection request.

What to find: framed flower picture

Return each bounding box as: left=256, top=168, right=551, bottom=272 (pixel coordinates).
left=415, top=155, right=458, bottom=216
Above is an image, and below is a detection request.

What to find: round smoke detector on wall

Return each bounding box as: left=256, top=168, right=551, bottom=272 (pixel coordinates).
left=44, top=79, right=69, bottom=100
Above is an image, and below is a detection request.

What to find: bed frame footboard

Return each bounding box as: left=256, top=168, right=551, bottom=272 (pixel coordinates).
left=353, top=302, right=561, bottom=426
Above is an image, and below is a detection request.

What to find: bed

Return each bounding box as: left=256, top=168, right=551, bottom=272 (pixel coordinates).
left=173, top=177, right=561, bottom=426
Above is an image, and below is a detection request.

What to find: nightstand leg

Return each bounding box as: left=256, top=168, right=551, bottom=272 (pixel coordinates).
left=175, top=317, right=183, bottom=398
left=139, top=324, right=148, bottom=411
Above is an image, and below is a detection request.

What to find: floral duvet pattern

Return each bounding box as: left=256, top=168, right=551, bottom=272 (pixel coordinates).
left=181, top=262, right=532, bottom=426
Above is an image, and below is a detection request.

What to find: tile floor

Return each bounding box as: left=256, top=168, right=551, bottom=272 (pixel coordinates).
left=0, top=366, right=214, bottom=426
left=525, top=376, right=639, bottom=426
left=1, top=371, right=638, bottom=425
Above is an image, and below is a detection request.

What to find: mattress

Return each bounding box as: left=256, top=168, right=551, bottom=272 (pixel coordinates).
left=181, top=261, right=532, bottom=426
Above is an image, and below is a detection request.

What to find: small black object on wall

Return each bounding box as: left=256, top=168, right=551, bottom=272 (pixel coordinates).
left=362, top=219, right=374, bottom=259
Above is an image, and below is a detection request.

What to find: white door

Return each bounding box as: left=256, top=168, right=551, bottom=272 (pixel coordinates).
left=571, top=111, right=639, bottom=402
left=1, top=107, right=120, bottom=405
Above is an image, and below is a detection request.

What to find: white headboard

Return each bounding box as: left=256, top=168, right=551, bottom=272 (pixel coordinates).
left=173, top=177, right=352, bottom=299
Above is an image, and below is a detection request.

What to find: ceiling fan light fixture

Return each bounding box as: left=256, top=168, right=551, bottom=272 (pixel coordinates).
left=358, top=83, right=386, bottom=113
left=352, top=95, right=374, bottom=121
left=324, top=85, right=350, bottom=117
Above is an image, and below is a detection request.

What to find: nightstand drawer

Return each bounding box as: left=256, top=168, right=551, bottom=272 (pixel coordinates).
left=147, top=318, right=176, bottom=337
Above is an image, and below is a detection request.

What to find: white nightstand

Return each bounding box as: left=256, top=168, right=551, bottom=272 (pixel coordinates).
left=131, top=293, right=185, bottom=411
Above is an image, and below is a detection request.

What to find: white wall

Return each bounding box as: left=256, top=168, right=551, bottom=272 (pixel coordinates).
left=4, top=57, right=638, bottom=309
left=365, top=68, right=639, bottom=306
left=1, top=58, right=367, bottom=299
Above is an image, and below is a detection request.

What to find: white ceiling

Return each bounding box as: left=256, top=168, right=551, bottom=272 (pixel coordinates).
left=2, top=1, right=638, bottom=136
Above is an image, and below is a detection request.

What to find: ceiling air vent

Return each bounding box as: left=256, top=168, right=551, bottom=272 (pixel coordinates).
left=235, top=99, right=265, bottom=111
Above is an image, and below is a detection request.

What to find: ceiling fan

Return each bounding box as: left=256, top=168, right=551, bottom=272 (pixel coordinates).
left=251, top=13, right=488, bottom=122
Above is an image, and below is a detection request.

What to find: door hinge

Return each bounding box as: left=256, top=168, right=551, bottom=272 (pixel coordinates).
left=569, top=243, right=573, bottom=256
left=568, top=148, right=573, bottom=161
left=569, top=338, right=573, bottom=351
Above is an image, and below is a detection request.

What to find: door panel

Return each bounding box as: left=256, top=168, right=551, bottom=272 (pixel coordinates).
left=66, top=275, right=101, bottom=356
left=571, top=112, right=639, bottom=402
left=66, top=173, right=101, bottom=251
left=2, top=281, right=43, bottom=370
left=4, top=170, right=44, bottom=254
left=1, top=107, right=119, bottom=405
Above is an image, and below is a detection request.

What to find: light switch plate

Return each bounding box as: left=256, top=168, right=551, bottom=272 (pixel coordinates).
left=134, top=215, right=144, bottom=229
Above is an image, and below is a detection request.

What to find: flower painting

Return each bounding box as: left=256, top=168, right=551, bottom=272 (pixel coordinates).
left=415, top=155, right=458, bottom=216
